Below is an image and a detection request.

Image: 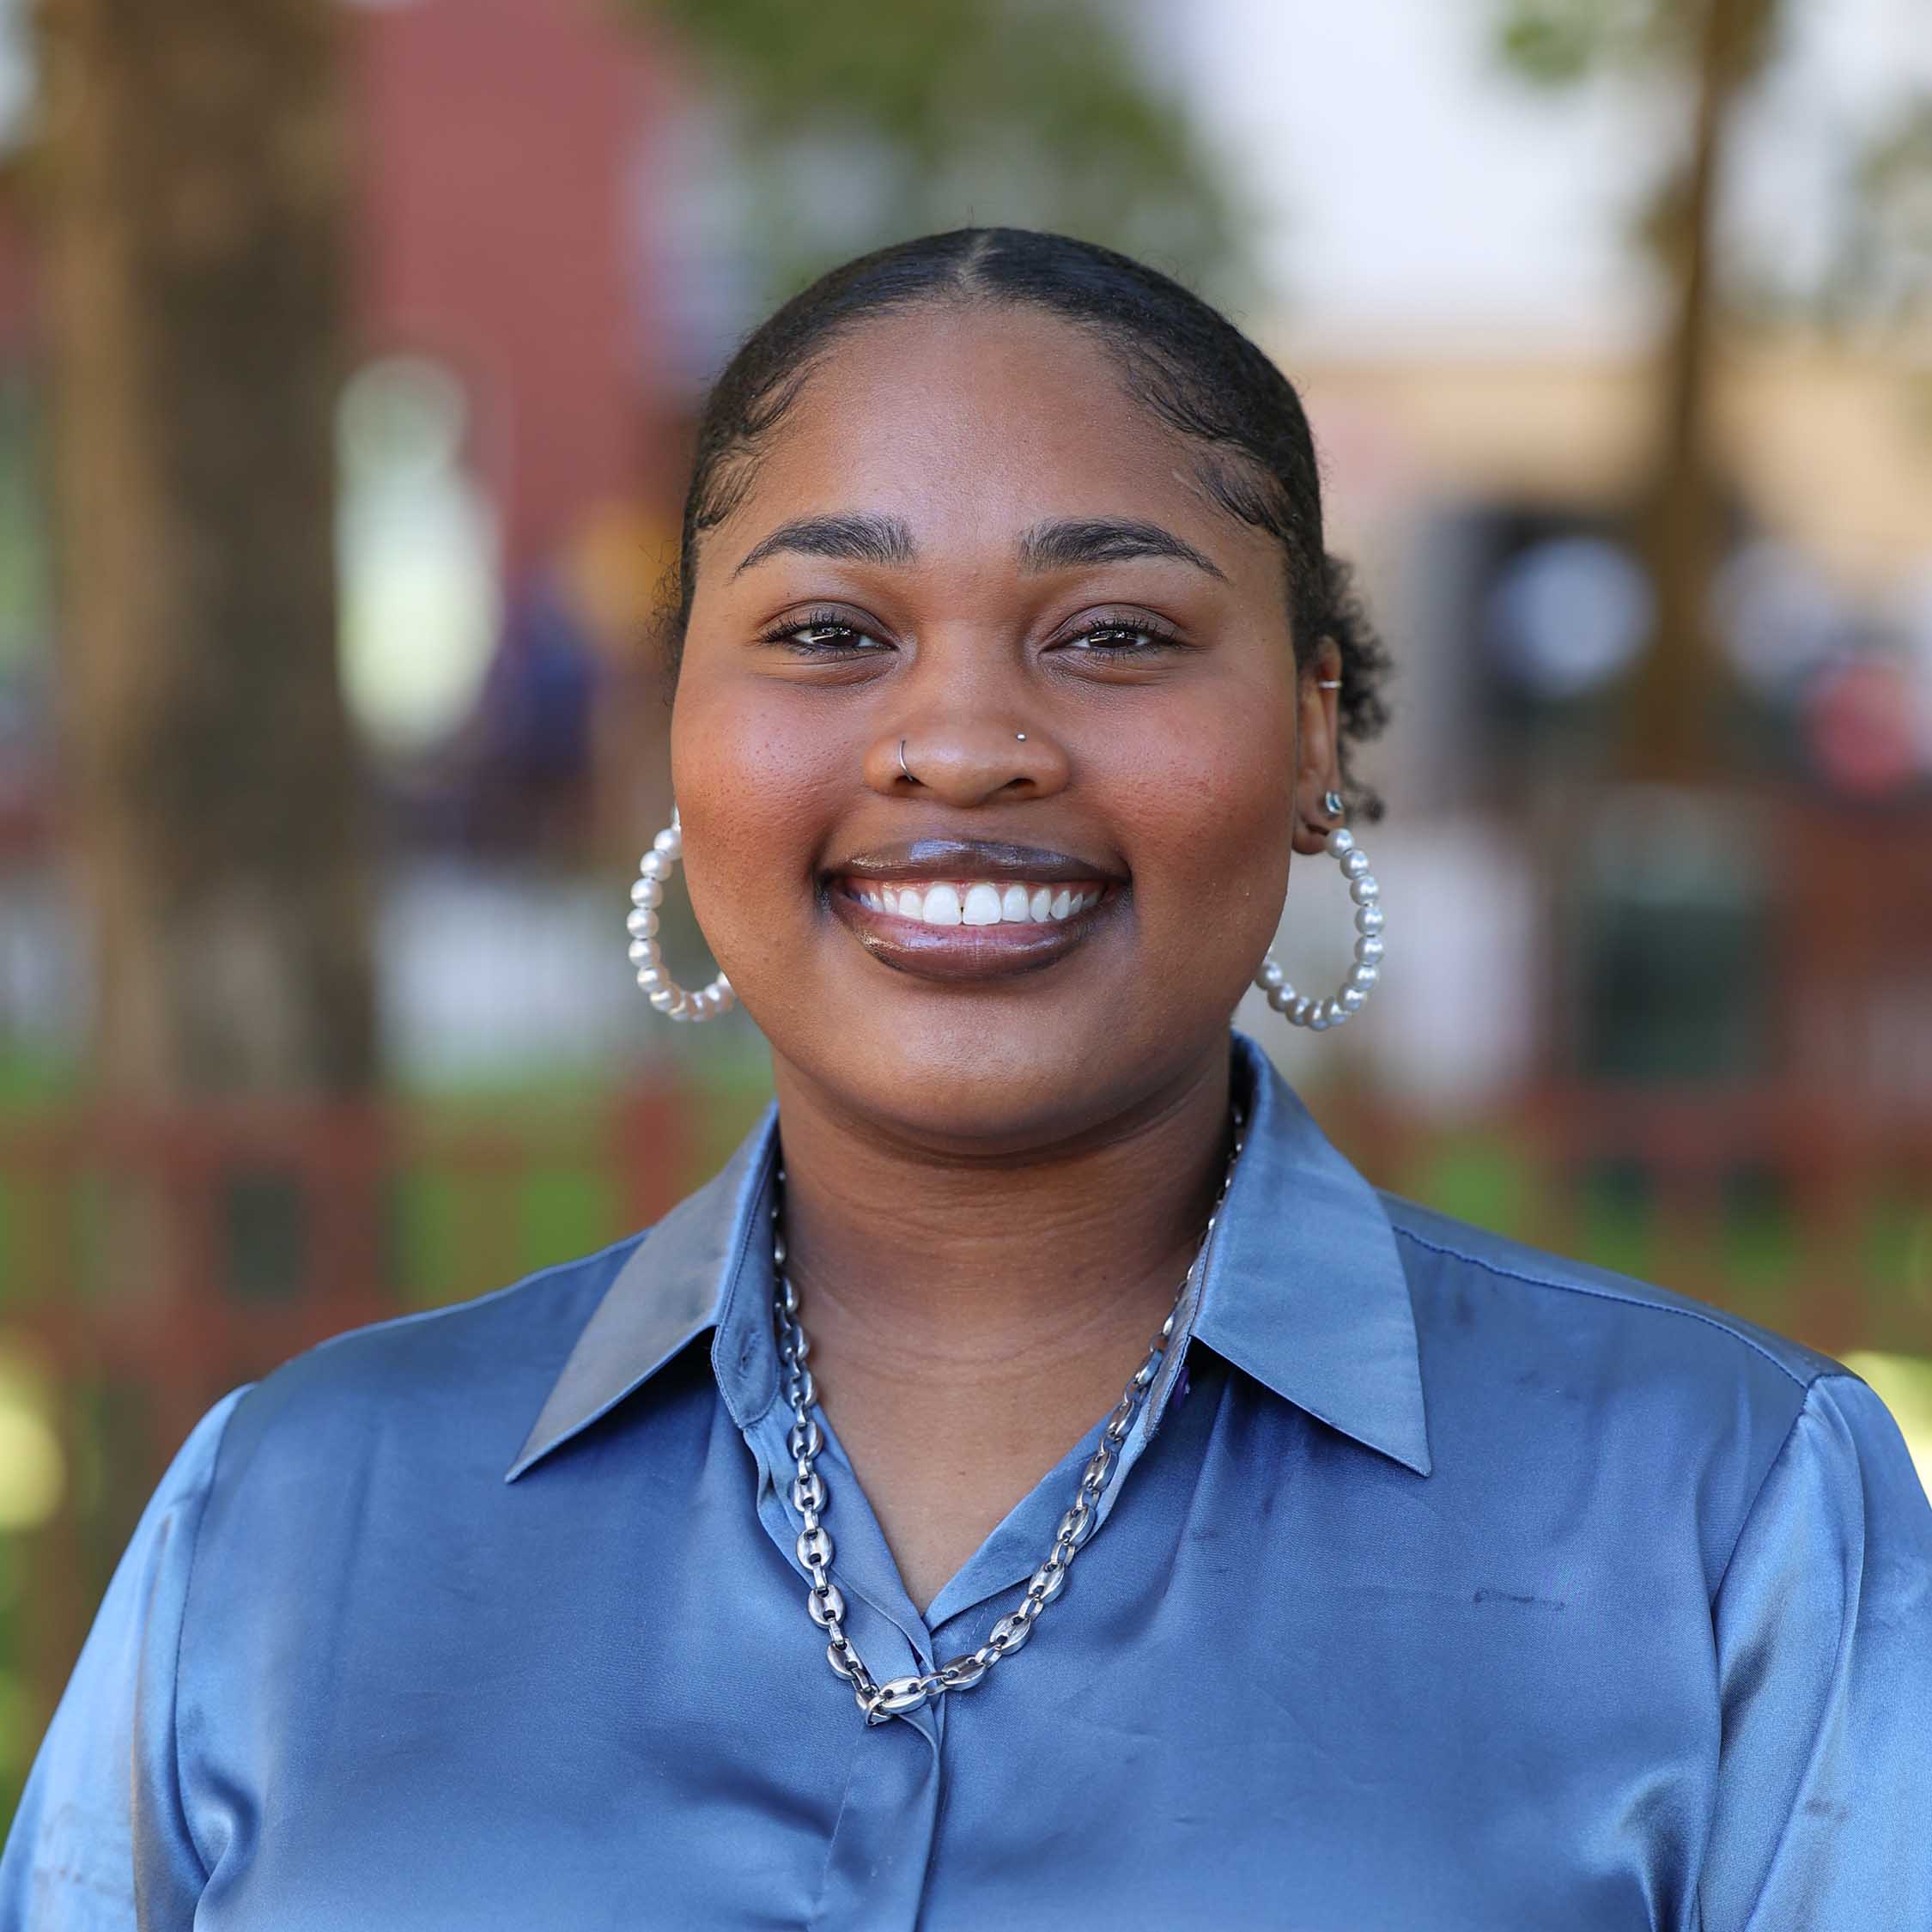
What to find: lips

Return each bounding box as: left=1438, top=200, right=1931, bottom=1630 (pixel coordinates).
left=825, top=837, right=1123, bottom=981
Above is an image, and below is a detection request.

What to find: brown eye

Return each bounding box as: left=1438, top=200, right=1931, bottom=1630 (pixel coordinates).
left=761, top=617, right=891, bottom=658
left=1056, top=621, right=1188, bottom=658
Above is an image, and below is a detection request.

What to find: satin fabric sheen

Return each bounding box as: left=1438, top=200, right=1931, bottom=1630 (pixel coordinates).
left=6, top=1032, right=1930, bottom=1929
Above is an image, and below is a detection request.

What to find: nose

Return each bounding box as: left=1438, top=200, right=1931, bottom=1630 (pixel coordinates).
left=864, top=719, right=1072, bottom=806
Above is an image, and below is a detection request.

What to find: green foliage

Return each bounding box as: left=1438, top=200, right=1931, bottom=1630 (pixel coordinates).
left=1839, top=99, right=1932, bottom=328
left=1491, top=0, right=1780, bottom=87
left=1489, top=0, right=1932, bottom=340
left=1493, top=0, right=1672, bottom=83
left=637, top=0, right=1247, bottom=307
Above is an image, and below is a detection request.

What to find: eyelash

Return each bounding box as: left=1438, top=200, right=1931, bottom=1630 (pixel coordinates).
left=757, top=611, right=1188, bottom=659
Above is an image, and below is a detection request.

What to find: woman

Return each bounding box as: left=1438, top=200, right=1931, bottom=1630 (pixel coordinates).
left=6, top=228, right=1929, bottom=1930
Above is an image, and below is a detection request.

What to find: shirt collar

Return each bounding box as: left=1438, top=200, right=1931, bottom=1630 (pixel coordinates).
left=1194, top=1031, right=1431, bottom=1474
left=502, top=1117, right=782, bottom=1481
left=505, top=1030, right=1429, bottom=1482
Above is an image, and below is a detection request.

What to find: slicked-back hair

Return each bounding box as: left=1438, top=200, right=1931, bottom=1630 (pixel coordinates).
left=667, top=228, right=1392, bottom=816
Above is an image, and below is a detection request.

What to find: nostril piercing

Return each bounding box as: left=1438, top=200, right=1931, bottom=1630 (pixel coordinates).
left=1016, top=732, right=1026, bottom=742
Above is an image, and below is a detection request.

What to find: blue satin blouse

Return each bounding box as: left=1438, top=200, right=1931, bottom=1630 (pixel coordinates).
left=7, top=1032, right=1931, bottom=1929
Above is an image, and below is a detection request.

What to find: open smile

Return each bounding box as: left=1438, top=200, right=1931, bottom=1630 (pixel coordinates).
left=825, top=839, right=1122, bottom=982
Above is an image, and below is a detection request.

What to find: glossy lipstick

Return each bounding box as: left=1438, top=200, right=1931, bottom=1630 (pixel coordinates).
left=825, top=838, right=1124, bottom=982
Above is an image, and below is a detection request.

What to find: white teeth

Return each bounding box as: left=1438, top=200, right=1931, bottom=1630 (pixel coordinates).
left=854, top=879, right=1103, bottom=926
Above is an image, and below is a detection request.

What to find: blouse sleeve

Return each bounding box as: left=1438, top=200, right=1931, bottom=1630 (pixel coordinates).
left=1698, top=1370, right=1932, bottom=1930
left=0, top=1387, right=251, bottom=1931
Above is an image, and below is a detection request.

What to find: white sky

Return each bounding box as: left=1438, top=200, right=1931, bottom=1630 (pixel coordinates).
left=1160, top=0, right=1932, bottom=353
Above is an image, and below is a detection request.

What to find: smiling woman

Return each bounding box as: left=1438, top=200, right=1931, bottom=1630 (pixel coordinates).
left=6, top=230, right=1931, bottom=1932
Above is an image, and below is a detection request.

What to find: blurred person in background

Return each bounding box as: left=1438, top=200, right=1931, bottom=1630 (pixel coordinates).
left=4, top=228, right=1929, bottom=1929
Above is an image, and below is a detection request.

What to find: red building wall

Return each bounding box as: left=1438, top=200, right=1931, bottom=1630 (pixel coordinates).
left=348, top=0, right=683, bottom=582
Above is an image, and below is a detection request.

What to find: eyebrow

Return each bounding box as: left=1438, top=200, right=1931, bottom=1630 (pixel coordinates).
left=730, top=511, right=1226, bottom=584
left=1018, top=517, right=1226, bottom=580
left=732, top=513, right=916, bottom=578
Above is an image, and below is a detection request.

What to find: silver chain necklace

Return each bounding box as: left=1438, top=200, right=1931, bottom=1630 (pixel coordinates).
left=770, top=1109, right=1245, bottom=1728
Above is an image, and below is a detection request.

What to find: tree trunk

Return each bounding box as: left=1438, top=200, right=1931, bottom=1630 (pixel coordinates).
left=35, top=0, right=375, bottom=1102
left=1626, top=0, right=1763, bottom=784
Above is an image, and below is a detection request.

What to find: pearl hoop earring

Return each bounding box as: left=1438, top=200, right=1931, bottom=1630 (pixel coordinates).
left=626, top=811, right=736, bottom=1022
left=1254, top=802, right=1384, bottom=1030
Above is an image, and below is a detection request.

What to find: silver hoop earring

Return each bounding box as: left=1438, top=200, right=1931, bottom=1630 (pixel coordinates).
left=1254, top=822, right=1384, bottom=1030
left=626, top=810, right=736, bottom=1023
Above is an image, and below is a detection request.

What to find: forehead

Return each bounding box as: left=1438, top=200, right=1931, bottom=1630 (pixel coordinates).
left=712, top=304, right=1271, bottom=572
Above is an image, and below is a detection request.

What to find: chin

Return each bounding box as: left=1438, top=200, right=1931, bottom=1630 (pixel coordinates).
left=768, top=999, right=1216, bottom=1158
left=845, top=1034, right=1091, bottom=1143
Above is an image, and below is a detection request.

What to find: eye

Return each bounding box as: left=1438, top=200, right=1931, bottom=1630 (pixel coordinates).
left=758, top=610, right=893, bottom=659
left=1054, top=617, right=1188, bottom=659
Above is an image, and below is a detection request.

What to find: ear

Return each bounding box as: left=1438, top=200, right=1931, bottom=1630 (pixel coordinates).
left=1291, top=636, right=1344, bottom=856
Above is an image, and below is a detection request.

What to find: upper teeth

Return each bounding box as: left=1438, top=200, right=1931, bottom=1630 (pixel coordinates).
left=848, top=881, right=1103, bottom=927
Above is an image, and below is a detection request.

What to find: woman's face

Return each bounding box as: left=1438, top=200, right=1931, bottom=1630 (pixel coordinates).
left=673, top=304, right=1341, bottom=1152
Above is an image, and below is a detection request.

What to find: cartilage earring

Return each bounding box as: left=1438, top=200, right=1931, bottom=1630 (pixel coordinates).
left=1253, top=808, right=1384, bottom=1031
left=626, top=810, right=736, bottom=1023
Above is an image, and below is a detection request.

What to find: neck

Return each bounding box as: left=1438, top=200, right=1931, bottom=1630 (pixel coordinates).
left=764, top=1040, right=1238, bottom=1613
left=769, top=1044, right=1235, bottom=1409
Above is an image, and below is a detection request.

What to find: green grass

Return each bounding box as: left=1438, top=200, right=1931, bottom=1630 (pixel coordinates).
left=519, top=1165, right=620, bottom=1279
left=393, top=1165, right=467, bottom=1309
left=1400, top=1134, right=1532, bottom=1243
left=0, top=1048, right=81, bottom=1106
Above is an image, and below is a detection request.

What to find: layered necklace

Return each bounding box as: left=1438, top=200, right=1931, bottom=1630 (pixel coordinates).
left=769, top=1109, right=1245, bottom=1727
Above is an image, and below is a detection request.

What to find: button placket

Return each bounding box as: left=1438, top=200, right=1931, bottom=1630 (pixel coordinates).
left=749, top=1400, right=940, bottom=1727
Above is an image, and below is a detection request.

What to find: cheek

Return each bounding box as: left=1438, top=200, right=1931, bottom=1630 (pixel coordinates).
left=1112, top=682, right=1298, bottom=937
left=667, top=676, right=843, bottom=951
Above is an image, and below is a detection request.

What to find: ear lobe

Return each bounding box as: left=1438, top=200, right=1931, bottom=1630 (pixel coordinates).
left=1290, top=820, right=1333, bottom=858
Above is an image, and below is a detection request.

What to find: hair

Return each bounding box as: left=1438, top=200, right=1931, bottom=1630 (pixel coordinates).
left=665, top=228, right=1392, bottom=817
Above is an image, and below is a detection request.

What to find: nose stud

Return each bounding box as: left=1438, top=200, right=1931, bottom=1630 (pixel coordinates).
left=1016, top=732, right=1026, bottom=742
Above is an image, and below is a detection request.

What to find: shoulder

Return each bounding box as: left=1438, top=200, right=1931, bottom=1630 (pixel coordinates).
left=212, top=1229, right=646, bottom=1492
left=1376, top=1193, right=1857, bottom=1571
left=1381, top=1190, right=1838, bottom=1399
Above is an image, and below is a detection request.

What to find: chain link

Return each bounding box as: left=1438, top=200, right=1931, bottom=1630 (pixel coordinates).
left=771, top=1109, right=1244, bottom=1727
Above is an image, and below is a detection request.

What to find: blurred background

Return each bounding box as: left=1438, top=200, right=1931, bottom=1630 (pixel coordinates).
left=1, top=0, right=1930, bottom=1813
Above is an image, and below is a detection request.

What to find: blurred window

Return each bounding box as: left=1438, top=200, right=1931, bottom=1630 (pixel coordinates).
left=1485, top=533, right=1652, bottom=703
left=336, top=355, right=501, bottom=758
left=1575, top=787, right=1772, bottom=1083
left=1715, top=538, right=1856, bottom=699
